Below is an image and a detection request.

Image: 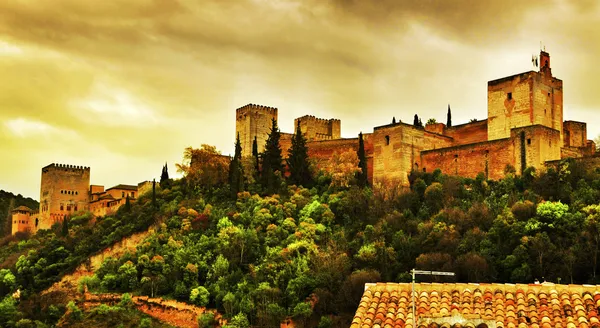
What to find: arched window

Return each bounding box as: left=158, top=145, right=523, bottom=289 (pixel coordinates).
left=385, top=135, right=390, bottom=145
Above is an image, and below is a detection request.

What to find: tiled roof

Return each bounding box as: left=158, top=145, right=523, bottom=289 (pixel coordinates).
left=11, top=205, right=32, bottom=212
left=352, top=282, right=600, bottom=328
left=106, top=184, right=137, bottom=191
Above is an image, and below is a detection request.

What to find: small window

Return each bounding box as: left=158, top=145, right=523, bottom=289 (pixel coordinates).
left=67, top=205, right=71, bottom=211
left=74, top=205, right=78, bottom=211
left=527, top=138, right=531, bottom=145
left=423, top=168, right=426, bottom=172
left=385, top=135, right=390, bottom=145
left=122, top=191, right=125, bottom=197
left=75, top=191, right=78, bottom=195
left=60, top=204, right=64, bottom=211
left=454, top=154, right=458, bottom=158
left=507, top=92, right=512, bottom=100
left=548, top=92, right=550, bottom=97
left=131, top=192, right=135, bottom=197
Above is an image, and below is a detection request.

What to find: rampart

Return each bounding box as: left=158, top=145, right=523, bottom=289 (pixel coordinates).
left=294, top=115, right=341, bottom=141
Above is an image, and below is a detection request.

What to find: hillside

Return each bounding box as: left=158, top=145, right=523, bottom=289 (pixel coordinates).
left=0, top=190, right=39, bottom=236
left=1, top=144, right=600, bottom=327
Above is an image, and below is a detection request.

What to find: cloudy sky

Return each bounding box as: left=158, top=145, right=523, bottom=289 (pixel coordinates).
left=1, top=0, right=599, bottom=200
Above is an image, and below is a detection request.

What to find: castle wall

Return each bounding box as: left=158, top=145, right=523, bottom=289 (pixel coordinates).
left=235, top=104, right=278, bottom=157
left=372, top=123, right=454, bottom=187
left=306, top=134, right=374, bottom=184
left=487, top=72, right=535, bottom=141
left=443, top=120, right=488, bottom=146
left=532, top=74, right=563, bottom=143
left=39, top=164, right=90, bottom=231
left=563, top=121, right=587, bottom=148
left=280, top=133, right=294, bottom=158
left=561, top=147, right=585, bottom=159
left=421, top=138, right=514, bottom=180
left=294, top=115, right=341, bottom=141
left=511, top=125, right=561, bottom=174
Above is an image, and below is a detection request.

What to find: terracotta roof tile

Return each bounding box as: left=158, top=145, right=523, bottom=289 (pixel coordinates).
left=355, top=283, right=600, bottom=328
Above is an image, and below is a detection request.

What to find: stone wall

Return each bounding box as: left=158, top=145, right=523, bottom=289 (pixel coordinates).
left=511, top=125, right=561, bottom=174
left=564, top=121, right=587, bottom=148
left=444, top=120, right=489, bottom=146
left=39, top=164, right=91, bottom=232
left=235, top=104, right=278, bottom=157
left=372, top=122, right=453, bottom=187
left=421, top=138, right=513, bottom=180
left=487, top=72, right=535, bottom=141
left=294, top=115, right=341, bottom=141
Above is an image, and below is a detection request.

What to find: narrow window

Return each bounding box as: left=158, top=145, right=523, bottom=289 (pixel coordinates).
left=122, top=191, right=125, bottom=197
left=507, top=92, right=512, bottom=100
left=423, top=168, right=426, bottom=172
left=131, top=192, right=135, bottom=197
left=74, top=205, right=78, bottom=211
left=75, top=191, right=78, bottom=195
left=60, top=203, right=64, bottom=211
left=527, top=138, right=531, bottom=145
left=67, top=205, right=71, bottom=211
left=385, top=135, right=390, bottom=145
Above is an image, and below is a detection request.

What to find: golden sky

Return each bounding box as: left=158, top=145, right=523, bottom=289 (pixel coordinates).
left=1, top=0, right=599, bottom=199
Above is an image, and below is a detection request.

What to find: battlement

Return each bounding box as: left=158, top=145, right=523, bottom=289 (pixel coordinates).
left=236, top=103, right=278, bottom=117
left=295, top=115, right=341, bottom=124
left=42, top=163, right=90, bottom=173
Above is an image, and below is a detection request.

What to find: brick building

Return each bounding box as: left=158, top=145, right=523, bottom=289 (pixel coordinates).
left=235, top=50, right=595, bottom=187
left=11, top=163, right=150, bottom=235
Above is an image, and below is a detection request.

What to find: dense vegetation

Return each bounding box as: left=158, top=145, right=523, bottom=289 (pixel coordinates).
left=1, top=122, right=600, bottom=327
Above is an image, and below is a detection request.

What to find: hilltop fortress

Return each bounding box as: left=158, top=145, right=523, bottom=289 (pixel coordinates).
left=236, top=51, right=596, bottom=186
left=11, top=164, right=152, bottom=235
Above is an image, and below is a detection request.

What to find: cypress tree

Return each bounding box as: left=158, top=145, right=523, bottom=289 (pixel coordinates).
left=447, top=104, right=452, bottom=127
left=287, top=121, right=312, bottom=187
left=124, top=195, right=131, bottom=212
left=160, top=163, right=170, bottom=189
left=392, top=117, right=396, bottom=124
left=252, top=136, right=259, bottom=173
left=62, top=216, right=69, bottom=236
left=152, top=179, right=157, bottom=208
left=229, top=133, right=244, bottom=198
left=261, top=118, right=283, bottom=193
left=413, top=114, right=419, bottom=126
left=356, top=132, right=368, bottom=187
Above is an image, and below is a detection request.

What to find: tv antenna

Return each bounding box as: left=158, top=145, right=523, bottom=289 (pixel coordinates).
left=410, top=269, right=456, bottom=326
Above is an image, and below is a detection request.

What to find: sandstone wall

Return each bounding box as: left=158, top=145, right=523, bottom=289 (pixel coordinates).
left=561, top=147, right=585, bottom=159
left=11, top=210, right=31, bottom=235
left=444, top=120, right=488, bottom=146
left=532, top=74, right=563, bottom=143
left=280, top=133, right=294, bottom=158
left=294, top=115, right=341, bottom=141
left=39, top=164, right=91, bottom=232
left=235, top=104, right=278, bottom=157
left=487, top=72, right=535, bottom=141
left=511, top=125, right=561, bottom=174
left=563, top=121, right=587, bottom=148
left=421, top=138, right=513, bottom=180
left=372, top=123, right=454, bottom=187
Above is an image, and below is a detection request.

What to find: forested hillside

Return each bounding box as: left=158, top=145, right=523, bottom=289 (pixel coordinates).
left=1, top=123, right=600, bottom=327
left=0, top=190, right=39, bottom=236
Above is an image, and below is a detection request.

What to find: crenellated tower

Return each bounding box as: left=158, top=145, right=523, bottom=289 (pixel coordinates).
left=235, top=104, right=278, bottom=157
left=38, top=163, right=90, bottom=231
left=294, top=115, right=341, bottom=141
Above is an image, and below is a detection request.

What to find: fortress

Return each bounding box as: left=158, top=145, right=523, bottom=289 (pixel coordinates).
left=235, top=51, right=596, bottom=186
left=11, top=164, right=152, bottom=235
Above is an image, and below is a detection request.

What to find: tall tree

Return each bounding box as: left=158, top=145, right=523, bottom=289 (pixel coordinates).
left=287, top=121, right=312, bottom=187
left=447, top=104, right=452, bottom=127
left=413, top=114, right=419, bottom=126
left=160, top=163, right=170, bottom=189
left=356, top=132, right=368, bottom=187
left=261, top=118, right=283, bottom=193
left=152, top=179, right=157, bottom=209
left=392, top=117, right=396, bottom=124
left=229, top=133, right=245, bottom=198
left=252, top=136, right=259, bottom=173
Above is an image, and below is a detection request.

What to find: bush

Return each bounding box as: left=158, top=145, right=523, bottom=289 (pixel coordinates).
left=190, top=286, right=210, bottom=307
left=138, top=317, right=153, bottom=328
left=197, top=312, right=216, bottom=328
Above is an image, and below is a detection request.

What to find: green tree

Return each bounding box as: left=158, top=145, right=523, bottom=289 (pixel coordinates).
left=356, top=132, right=368, bottom=187
left=160, top=162, right=170, bottom=189
left=287, top=121, right=312, bottom=188
left=447, top=104, right=452, bottom=127
left=261, top=118, right=283, bottom=193
left=190, top=286, right=210, bottom=307
left=252, top=136, right=259, bottom=173
left=229, top=133, right=245, bottom=198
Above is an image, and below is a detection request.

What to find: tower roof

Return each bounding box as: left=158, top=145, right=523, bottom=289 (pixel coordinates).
left=11, top=206, right=32, bottom=213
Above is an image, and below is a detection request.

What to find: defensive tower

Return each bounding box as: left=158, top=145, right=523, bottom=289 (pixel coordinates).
left=38, top=163, right=90, bottom=231
left=294, top=115, right=341, bottom=141
left=235, top=104, right=278, bottom=157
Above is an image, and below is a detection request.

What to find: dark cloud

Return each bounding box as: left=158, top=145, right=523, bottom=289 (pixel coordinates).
left=0, top=0, right=599, bottom=198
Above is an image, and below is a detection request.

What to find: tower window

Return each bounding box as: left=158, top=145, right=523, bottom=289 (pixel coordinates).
left=527, top=138, right=531, bottom=145
left=507, top=92, right=513, bottom=100
left=60, top=203, right=64, bottom=211
left=385, top=135, right=390, bottom=145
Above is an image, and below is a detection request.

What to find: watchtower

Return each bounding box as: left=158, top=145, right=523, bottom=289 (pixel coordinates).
left=294, top=115, right=341, bottom=141
left=487, top=50, right=563, bottom=143
left=11, top=206, right=33, bottom=235
left=38, top=163, right=90, bottom=231
left=235, top=104, right=278, bottom=157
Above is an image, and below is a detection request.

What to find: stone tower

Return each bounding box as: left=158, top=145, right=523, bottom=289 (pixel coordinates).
left=294, top=115, right=341, bottom=141
left=235, top=104, right=278, bottom=157
left=38, top=163, right=90, bottom=231
left=11, top=206, right=33, bottom=235
left=487, top=50, right=563, bottom=143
